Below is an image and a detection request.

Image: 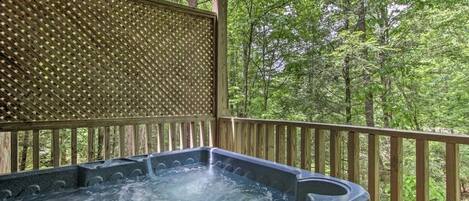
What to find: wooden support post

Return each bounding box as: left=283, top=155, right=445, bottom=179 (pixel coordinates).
left=212, top=0, right=229, bottom=118
left=348, top=131, right=360, bottom=183
left=330, top=129, right=342, bottom=177
left=275, top=125, right=286, bottom=164
left=368, top=134, right=380, bottom=201
left=314, top=128, right=325, bottom=174
left=300, top=127, right=312, bottom=170
left=446, top=143, right=460, bottom=201
left=390, top=137, right=403, bottom=201
left=52, top=129, right=60, bottom=167
left=286, top=126, right=297, bottom=167
left=32, top=130, right=40, bottom=169
left=10, top=131, right=18, bottom=173
left=71, top=128, right=77, bottom=165
left=416, top=139, right=429, bottom=201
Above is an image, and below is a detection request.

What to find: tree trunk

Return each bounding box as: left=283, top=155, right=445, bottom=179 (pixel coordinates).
left=357, top=0, right=374, bottom=127
left=19, top=132, right=30, bottom=171
left=342, top=0, right=352, bottom=124
left=241, top=0, right=254, bottom=117
left=378, top=0, right=392, bottom=128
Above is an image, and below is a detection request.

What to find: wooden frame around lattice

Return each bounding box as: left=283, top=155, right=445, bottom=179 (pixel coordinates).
left=0, top=0, right=217, bottom=128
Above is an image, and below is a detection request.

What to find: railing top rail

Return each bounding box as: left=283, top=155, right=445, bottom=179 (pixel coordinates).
left=0, top=116, right=214, bottom=132
left=221, top=117, right=469, bottom=144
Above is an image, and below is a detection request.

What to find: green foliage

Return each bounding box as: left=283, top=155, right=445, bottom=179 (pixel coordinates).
left=227, top=0, right=469, bottom=199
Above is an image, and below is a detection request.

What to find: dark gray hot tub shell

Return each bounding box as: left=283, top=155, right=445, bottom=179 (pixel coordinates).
left=0, top=147, right=369, bottom=201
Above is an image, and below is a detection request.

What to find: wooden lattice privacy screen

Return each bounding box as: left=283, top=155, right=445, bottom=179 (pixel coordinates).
left=0, top=0, right=217, bottom=126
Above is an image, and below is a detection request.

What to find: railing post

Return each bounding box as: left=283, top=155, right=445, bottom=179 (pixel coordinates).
left=368, top=134, right=380, bottom=201
left=250, top=123, right=258, bottom=157
left=104, top=126, right=111, bottom=160
left=390, top=136, right=403, bottom=201
left=257, top=123, right=266, bottom=159
left=314, top=128, right=325, bottom=174
left=212, top=0, right=229, bottom=118
left=347, top=131, right=360, bottom=183
left=446, top=143, right=460, bottom=201
left=416, top=139, right=429, bottom=201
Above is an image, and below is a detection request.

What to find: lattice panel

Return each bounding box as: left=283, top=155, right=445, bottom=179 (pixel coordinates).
left=0, top=0, right=216, bottom=122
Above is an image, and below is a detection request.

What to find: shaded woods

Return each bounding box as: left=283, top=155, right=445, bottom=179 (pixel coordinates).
left=221, top=0, right=469, bottom=200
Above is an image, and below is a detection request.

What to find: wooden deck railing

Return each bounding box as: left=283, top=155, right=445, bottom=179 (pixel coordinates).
left=0, top=116, right=215, bottom=173
left=218, top=117, right=469, bottom=201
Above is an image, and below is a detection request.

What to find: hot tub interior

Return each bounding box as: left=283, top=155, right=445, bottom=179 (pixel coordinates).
left=0, top=147, right=369, bottom=201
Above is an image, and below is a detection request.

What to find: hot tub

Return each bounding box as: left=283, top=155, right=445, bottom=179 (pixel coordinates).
left=0, top=147, right=369, bottom=201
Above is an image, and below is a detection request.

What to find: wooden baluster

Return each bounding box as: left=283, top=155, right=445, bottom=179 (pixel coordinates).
left=368, top=134, right=380, bottom=201
left=145, top=124, right=152, bottom=153
left=189, top=122, right=195, bottom=148
left=33, top=130, right=40, bottom=169
left=104, top=126, right=111, bottom=160
left=242, top=123, right=249, bottom=154
left=157, top=123, right=164, bottom=152
left=10, top=131, right=18, bottom=173
left=250, top=123, right=258, bottom=156
left=209, top=120, right=215, bottom=147
left=257, top=123, right=266, bottom=159
left=219, top=120, right=227, bottom=149
left=416, top=139, right=429, bottom=201
left=199, top=121, right=205, bottom=147
left=179, top=123, right=187, bottom=149
left=315, top=128, right=325, bottom=174
left=286, top=126, right=297, bottom=167
left=119, top=126, right=126, bottom=157
left=300, top=127, right=312, bottom=170
left=348, top=131, right=360, bottom=183
left=266, top=124, right=275, bottom=161
left=87, top=128, right=94, bottom=162
left=330, top=129, right=342, bottom=177
left=275, top=125, right=286, bottom=164
left=235, top=122, right=243, bottom=153
left=52, top=129, right=60, bottom=167
left=71, top=128, right=77, bottom=165
left=390, top=137, right=403, bottom=201
left=446, top=143, right=460, bottom=201
left=133, top=124, right=140, bottom=155
left=168, top=123, right=176, bottom=151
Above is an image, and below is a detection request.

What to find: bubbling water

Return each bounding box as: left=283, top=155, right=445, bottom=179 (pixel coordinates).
left=21, top=164, right=291, bottom=201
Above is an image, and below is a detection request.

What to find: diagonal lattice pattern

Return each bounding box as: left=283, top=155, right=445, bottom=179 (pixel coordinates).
left=0, top=0, right=216, bottom=122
